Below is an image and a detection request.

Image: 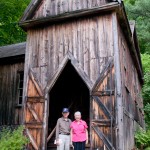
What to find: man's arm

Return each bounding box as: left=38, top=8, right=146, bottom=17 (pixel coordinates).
left=70, top=128, right=73, bottom=144
left=55, top=119, right=60, bottom=140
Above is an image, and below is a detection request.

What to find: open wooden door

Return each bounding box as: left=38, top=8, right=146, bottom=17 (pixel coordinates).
left=90, top=59, right=116, bottom=150
left=24, top=69, right=46, bottom=150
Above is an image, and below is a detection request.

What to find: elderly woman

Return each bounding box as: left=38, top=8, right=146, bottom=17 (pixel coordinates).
left=70, top=111, right=88, bottom=150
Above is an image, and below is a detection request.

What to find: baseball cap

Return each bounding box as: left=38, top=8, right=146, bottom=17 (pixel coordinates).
left=62, top=108, right=69, bottom=113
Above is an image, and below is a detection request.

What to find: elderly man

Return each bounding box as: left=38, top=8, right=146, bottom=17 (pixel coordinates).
left=55, top=108, right=72, bottom=150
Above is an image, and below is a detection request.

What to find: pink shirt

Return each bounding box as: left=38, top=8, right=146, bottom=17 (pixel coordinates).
left=70, top=120, right=88, bottom=142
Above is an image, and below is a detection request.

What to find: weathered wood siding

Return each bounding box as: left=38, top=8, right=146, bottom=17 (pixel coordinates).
left=25, top=14, right=113, bottom=89
left=23, top=13, right=114, bottom=149
left=33, top=0, right=110, bottom=19
left=91, top=60, right=115, bottom=149
left=118, top=23, right=144, bottom=150
left=0, top=62, right=24, bottom=126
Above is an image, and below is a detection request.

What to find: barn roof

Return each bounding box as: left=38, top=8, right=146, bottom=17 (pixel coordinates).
left=19, top=0, right=121, bottom=25
left=0, top=42, right=26, bottom=59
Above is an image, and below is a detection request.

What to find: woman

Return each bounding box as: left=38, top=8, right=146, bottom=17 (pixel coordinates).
left=70, top=111, right=88, bottom=150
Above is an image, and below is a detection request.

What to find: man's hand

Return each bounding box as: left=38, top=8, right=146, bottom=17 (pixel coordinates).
left=56, top=140, right=60, bottom=146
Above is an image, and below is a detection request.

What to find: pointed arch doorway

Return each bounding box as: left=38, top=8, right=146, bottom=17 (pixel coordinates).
left=47, top=60, right=90, bottom=149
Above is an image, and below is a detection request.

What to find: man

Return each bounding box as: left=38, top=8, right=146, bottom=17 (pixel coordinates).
left=55, top=108, right=72, bottom=150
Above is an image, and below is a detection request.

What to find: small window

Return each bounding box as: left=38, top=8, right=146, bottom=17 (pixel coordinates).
left=17, top=71, right=24, bottom=105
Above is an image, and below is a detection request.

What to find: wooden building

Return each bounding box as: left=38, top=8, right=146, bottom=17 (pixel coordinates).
left=0, top=43, right=25, bottom=126
left=0, top=0, right=144, bottom=149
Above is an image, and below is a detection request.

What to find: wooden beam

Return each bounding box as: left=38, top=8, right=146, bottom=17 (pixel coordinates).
left=29, top=69, right=43, bottom=96
left=27, top=97, right=45, bottom=103
left=112, top=12, right=124, bottom=150
left=27, top=103, right=41, bottom=122
left=45, top=54, right=69, bottom=93
left=92, top=96, right=114, bottom=120
left=42, top=93, right=48, bottom=150
left=92, top=119, right=112, bottom=127
left=47, top=126, right=56, bottom=143
left=68, top=52, right=94, bottom=90
left=92, top=126, right=115, bottom=150
left=25, top=122, right=43, bottom=125
left=26, top=129, right=39, bottom=150
left=92, top=90, right=114, bottom=96
left=26, top=123, right=43, bottom=129
left=92, top=57, right=114, bottom=91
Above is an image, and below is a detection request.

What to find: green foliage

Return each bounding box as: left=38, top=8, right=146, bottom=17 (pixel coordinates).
left=0, top=0, right=30, bottom=46
left=124, top=0, right=150, bottom=54
left=144, top=104, right=150, bottom=129
left=125, top=0, right=150, bottom=147
left=0, top=126, right=29, bottom=150
left=135, top=54, right=150, bottom=148
left=135, top=129, right=150, bottom=149
left=141, top=54, right=150, bottom=105
left=141, top=54, right=150, bottom=128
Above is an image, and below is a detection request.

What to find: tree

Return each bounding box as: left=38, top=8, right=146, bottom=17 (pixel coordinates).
left=141, top=54, right=150, bottom=128
left=124, top=0, right=150, bottom=54
left=124, top=0, right=150, bottom=128
left=0, top=0, right=30, bottom=46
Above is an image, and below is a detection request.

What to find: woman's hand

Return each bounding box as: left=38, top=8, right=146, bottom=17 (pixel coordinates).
left=86, top=139, right=88, bottom=145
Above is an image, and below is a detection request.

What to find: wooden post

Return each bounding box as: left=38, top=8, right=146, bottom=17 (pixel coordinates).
left=112, top=12, right=124, bottom=150
left=42, top=93, right=49, bottom=150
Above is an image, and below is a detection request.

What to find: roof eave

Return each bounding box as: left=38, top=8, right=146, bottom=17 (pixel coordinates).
left=19, top=2, right=120, bottom=30
left=20, top=0, right=42, bottom=22
left=116, top=2, right=143, bottom=84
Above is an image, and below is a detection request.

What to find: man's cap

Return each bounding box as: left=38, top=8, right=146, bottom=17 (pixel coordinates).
left=62, top=108, right=69, bottom=113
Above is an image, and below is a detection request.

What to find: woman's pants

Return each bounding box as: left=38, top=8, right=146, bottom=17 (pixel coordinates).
left=73, top=141, right=85, bottom=150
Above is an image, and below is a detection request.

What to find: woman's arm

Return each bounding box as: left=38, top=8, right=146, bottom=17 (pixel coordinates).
left=86, top=129, right=88, bottom=144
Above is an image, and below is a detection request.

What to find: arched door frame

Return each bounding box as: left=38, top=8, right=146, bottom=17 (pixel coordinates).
left=43, top=52, right=94, bottom=149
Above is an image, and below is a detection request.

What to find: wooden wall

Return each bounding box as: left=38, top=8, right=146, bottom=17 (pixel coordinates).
left=118, top=22, right=144, bottom=150
left=24, top=13, right=114, bottom=149
left=25, top=13, right=114, bottom=90
left=0, top=61, right=24, bottom=126
left=33, top=0, right=109, bottom=19
left=24, top=10, right=144, bottom=149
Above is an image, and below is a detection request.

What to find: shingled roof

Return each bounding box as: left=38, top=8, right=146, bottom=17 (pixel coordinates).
left=0, top=42, right=26, bottom=59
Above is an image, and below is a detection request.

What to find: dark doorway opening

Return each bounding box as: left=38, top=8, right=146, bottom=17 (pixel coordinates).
left=47, top=61, right=90, bottom=148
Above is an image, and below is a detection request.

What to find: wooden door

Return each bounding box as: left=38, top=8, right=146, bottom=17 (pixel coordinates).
left=90, top=59, right=116, bottom=150
left=24, top=69, right=45, bottom=150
